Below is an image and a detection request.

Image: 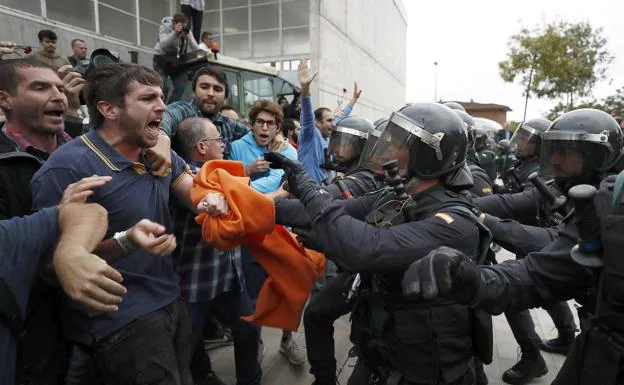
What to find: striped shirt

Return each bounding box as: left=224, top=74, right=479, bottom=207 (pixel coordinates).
left=170, top=161, right=244, bottom=302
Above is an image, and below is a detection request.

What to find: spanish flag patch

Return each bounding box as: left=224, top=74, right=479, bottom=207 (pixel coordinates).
left=434, top=212, right=454, bottom=224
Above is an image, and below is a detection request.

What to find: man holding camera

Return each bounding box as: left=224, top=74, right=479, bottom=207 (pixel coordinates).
left=153, top=13, right=199, bottom=104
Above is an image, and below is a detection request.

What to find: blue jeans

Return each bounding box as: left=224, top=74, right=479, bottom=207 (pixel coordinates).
left=153, top=59, right=187, bottom=104
left=186, top=289, right=261, bottom=385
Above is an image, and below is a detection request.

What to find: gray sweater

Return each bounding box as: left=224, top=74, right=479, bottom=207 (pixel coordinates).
left=154, top=16, right=199, bottom=56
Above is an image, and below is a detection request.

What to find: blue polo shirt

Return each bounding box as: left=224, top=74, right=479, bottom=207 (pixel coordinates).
left=30, top=130, right=188, bottom=344
left=0, top=207, right=59, bottom=385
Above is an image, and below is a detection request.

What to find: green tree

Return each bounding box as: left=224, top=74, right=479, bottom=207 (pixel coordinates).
left=499, top=21, right=613, bottom=108
left=545, top=87, right=624, bottom=120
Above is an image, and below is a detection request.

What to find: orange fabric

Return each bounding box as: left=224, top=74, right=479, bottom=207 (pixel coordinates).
left=191, top=160, right=326, bottom=331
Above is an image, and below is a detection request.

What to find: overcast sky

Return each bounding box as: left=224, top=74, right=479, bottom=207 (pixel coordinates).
left=403, top=0, right=624, bottom=121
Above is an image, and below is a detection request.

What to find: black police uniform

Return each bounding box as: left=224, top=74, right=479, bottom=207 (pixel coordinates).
left=474, top=185, right=577, bottom=383
left=466, top=154, right=494, bottom=198
left=402, top=108, right=624, bottom=385
left=499, top=157, right=540, bottom=194
left=270, top=103, right=491, bottom=385
left=301, top=168, right=384, bottom=384
left=459, top=175, right=616, bottom=384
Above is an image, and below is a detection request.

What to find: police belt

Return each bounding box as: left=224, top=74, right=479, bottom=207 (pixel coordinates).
left=0, top=277, right=24, bottom=335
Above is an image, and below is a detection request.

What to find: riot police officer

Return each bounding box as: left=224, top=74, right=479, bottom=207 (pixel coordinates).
left=500, top=118, right=550, bottom=193
left=322, top=116, right=385, bottom=198
left=402, top=108, right=624, bottom=385
left=296, top=117, right=387, bottom=385
left=494, top=139, right=516, bottom=177
left=267, top=103, right=492, bottom=385
left=474, top=127, right=497, bottom=181
left=455, top=110, right=494, bottom=198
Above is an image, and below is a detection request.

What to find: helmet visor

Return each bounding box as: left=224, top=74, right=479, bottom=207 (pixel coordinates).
left=509, top=124, right=542, bottom=158
left=358, top=128, right=382, bottom=168
left=328, top=127, right=368, bottom=167
left=540, top=130, right=617, bottom=179
left=363, top=112, right=444, bottom=176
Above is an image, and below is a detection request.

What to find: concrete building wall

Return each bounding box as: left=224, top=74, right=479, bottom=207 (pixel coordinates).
left=310, top=0, right=407, bottom=122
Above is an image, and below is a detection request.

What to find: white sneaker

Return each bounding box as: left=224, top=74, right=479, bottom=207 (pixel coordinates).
left=280, top=336, right=307, bottom=366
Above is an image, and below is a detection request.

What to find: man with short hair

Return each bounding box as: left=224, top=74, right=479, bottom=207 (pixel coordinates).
left=29, top=30, right=71, bottom=68
left=153, top=13, right=199, bottom=103
left=297, top=59, right=360, bottom=184
left=220, top=105, right=239, bottom=122
left=149, top=66, right=249, bottom=175
left=282, top=118, right=300, bottom=149
left=30, top=63, right=215, bottom=385
left=198, top=31, right=214, bottom=51
left=67, top=39, right=87, bottom=67
left=171, top=117, right=261, bottom=385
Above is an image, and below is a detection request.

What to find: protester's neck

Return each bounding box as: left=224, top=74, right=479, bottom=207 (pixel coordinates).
left=10, top=120, right=59, bottom=154
left=98, top=125, right=142, bottom=162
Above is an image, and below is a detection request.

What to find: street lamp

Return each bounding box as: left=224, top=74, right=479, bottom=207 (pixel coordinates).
left=433, top=61, right=439, bottom=102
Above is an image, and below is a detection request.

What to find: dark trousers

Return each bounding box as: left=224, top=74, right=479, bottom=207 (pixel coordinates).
left=505, top=301, right=575, bottom=353
left=186, top=289, right=262, bottom=385
left=93, top=299, right=193, bottom=385
left=304, top=271, right=353, bottom=382
left=181, top=4, right=203, bottom=43
left=347, top=359, right=476, bottom=385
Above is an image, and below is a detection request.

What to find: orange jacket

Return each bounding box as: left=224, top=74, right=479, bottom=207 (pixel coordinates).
left=191, top=160, right=326, bottom=331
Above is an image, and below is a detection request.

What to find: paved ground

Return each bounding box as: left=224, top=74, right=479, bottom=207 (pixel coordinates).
left=208, top=248, right=574, bottom=384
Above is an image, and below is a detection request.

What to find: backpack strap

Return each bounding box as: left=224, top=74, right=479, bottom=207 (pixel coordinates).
left=435, top=204, right=493, bottom=265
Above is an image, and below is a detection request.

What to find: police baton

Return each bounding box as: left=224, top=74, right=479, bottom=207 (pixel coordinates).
left=568, top=184, right=603, bottom=268
left=528, top=172, right=567, bottom=211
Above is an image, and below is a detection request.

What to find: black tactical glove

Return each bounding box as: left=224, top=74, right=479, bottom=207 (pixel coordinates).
left=265, top=152, right=322, bottom=204
left=292, top=228, right=325, bottom=253
left=401, top=246, right=483, bottom=304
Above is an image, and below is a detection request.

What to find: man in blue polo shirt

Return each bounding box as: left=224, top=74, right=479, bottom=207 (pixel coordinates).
left=0, top=202, right=127, bottom=385
left=30, top=63, right=210, bottom=385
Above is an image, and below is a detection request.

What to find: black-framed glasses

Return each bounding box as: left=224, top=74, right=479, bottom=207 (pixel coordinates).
left=253, top=118, right=277, bottom=129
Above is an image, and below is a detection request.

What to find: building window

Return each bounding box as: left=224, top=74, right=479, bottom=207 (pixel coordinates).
left=203, top=11, right=220, bottom=35
left=99, top=0, right=135, bottom=14
left=223, top=33, right=250, bottom=58
left=99, top=4, right=137, bottom=43
left=282, top=26, right=309, bottom=55
left=282, top=61, right=290, bottom=70
left=251, top=3, right=278, bottom=30
left=0, top=0, right=41, bottom=16
left=140, top=21, right=159, bottom=48
left=223, top=0, right=249, bottom=8
left=252, top=30, right=279, bottom=57
left=282, top=0, right=309, bottom=28
left=205, top=0, right=220, bottom=11
left=251, top=0, right=276, bottom=4
left=139, top=0, right=169, bottom=24
left=47, top=0, right=95, bottom=31
left=223, top=7, right=248, bottom=34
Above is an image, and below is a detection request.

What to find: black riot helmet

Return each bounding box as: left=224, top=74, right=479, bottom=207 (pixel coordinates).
left=494, top=139, right=512, bottom=156
left=443, top=101, right=466, bottom=112
left=509, top=117, right=551, bottom=159
left=540, top=109, right=623, bottom=184
left=474, top=127, right=489, bottom=151
left=328, top=116, right=374, bottom=170
left=363, top=103, right=468, bottom=180
left=359, top=118, right=388, bottom=170
left=454, top=110, right=476, bottom=150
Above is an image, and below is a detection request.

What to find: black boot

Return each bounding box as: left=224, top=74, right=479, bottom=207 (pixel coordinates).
left=474, top=359, right=489, bottom=385
left=501, top=350, right=548, bottom=385
left=537, top=332, right=575, bottom=356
